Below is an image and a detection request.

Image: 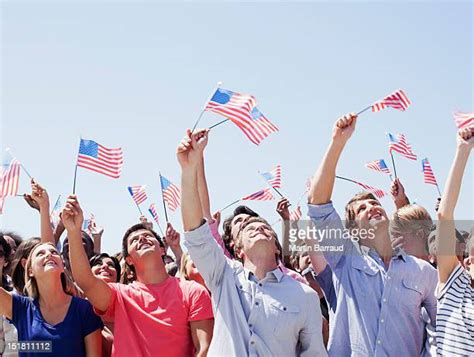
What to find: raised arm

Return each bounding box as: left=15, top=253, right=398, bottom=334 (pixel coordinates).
left=390, top=178, right=410, bottom=209
left=25, top=179, right=54, bottom=244
left=308, top=114, right=357, bottom=205
left=62, top=195, right=112, bottom=312
left=196, top=130, right=212, bottom=222
left=164, top=223, right=183, bottom=268
left=437, top=128, right=473, bottom=283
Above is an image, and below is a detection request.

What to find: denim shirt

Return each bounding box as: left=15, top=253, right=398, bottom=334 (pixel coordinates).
left=307, top=202, right=437, bottom=356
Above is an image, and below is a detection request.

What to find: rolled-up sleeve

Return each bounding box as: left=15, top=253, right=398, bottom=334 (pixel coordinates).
left=307, top=202, right=352, bottom=269
left=183, top=222, right=227, bottom=291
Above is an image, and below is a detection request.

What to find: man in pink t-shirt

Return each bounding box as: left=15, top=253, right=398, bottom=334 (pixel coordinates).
left=63, top=197, right=214, bottom=357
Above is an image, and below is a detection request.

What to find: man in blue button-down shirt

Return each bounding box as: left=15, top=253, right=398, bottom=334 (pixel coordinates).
left=306, top=113, right=437, bottom=356
left=178, top=129, right=327, bottom=356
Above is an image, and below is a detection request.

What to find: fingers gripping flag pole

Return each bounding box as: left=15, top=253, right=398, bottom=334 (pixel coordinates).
left=191, top=81, right=223, bottom=133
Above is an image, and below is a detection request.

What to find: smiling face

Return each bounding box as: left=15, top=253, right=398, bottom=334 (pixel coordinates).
left=127, top=229, right=161, bottom=259
left=353, top=198, right=389, bottom=230
left=28, top=243, right=64, bottom=279
left=236, top=217, right=280, bottom=262
left=91, top=257, right=118, bottom=283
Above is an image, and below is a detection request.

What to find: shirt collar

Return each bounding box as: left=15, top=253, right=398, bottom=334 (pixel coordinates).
left=245, top=266, right=284, bottom=283
left=355, top=242, right=406, bottom=261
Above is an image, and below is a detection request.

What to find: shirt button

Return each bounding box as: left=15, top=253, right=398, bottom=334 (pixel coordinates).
left=377, top=340, right=382, bottom=344
left=258, top=283, right=263, bottom=287
left=382, top=298, right=387, bottom=303
left=283, top=307, right=287, bottom=311
left=255, top=302, right=259, bottom=306
left=387, top=276, right=391, bottom=280
left=250, top=341, right=255, bottom=345
left=381, top=319, right=385, bottom=323
left=249, top=324, right=253, bottom=328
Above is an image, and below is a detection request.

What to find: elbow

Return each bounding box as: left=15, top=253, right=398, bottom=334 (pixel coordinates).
left=436, top=211, right=453, bottom=221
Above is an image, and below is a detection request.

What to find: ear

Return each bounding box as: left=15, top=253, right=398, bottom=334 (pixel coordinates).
left=21, top=258, right=27, bottom=269
left=125, top=256, right=134, bottom=267
left=28, top=268, right=34, bottom=278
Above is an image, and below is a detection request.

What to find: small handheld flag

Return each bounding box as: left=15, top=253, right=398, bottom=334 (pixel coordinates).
left=453, top=112, right=474, bottom=129
left=336, top=175, right=385, bottom=199
left=422, top=158, right=441, bottom=196
left=148, top=203, right=164, bottom=236
left=128, top=185, right=147, bottom=205
left=260, top=165, right=282, bottom=189
left=289, top=206, right=302, bottom=221
left=1, top=158, right=21, bottom=198
left=387, top=133, right=417, bottom=160
left=357, top=89, right=411, bottom=115
left=242, top=188, right=274, bottom=201
left=365, top=159, right=391, bottom=175
left=50, top=195, right=62, bottom=229
left=76, top=139, right=124, bottom=178
left=159, top=174, right=180, bottom=224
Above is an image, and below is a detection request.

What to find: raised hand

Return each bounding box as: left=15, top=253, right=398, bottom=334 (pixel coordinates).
left=212, top=211, right=221, bottom=226
left=61, top=195, right=84, bottom=232
left=276, top=198, right=291, bottom=221
left=164, top=223, right=181, bottom=251
left=191, top=128, right=209, bottom=153
left=25, top=179, right=50, bottom=211
left=457, top=127, right=474, bottom=150
left=177, top=129, right=206, bottom=169
left=332, top=113, right=357, bottom=144
left=390, top=178, right=409, bottom=208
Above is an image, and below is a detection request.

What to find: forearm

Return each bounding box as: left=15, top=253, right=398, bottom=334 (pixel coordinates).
left=309, top=140, right=346, bottom=204
left=53, top=222, right=65, bottom=245
left=182, top=166, right=203, bottom=231
left=394, top=195, right=410, bottom=209
left=68, top=228, right=97, bottom=291
left=170, top=245, right=183, bottom=268
left=197, top=157, right=212, bottom=221
left=92, top=234, right=102, bottom=254
left=39, top=204, right=54, bottom=244
left=438, top=146, right=471, bottom=219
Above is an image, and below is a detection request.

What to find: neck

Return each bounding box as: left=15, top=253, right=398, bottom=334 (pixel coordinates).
left=37, top=275, right=69, bottom=307
left=135, top=256, right=169, bottom=284
left=362, top=227, right=393, bottom=263
left=243, top=253, right=278, bottom=281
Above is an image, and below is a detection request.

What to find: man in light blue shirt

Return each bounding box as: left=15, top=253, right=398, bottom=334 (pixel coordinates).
left=178, top=129, right=327, bottom=356
left=306, top=113, right=437, bottom=356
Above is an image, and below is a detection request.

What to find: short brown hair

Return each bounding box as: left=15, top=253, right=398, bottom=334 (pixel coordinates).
left=345, top=192, right=378, bottom=229
left=234, top=216, right=281, bottom=263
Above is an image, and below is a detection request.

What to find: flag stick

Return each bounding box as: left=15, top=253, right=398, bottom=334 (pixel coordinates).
left=5, top=148, right=32, bottom=179
left=208, top=119, right=229, bottom=130
left=50, top=195, right=61, bottom=215
left=156, top=222, right=164, bottom=237
left=335, top=175, right=360, bottom=185
left=191, top=81, right=223, bottom=133
left=15, top=194, right=24, bottom=197
left=72, top=165, right=78, bottom=194
left=356, top=105, right=372, bottom=116
left=219, top=199, right=241, bottom=213
left=133, top=201, right=143, bottom=216
left=159, top=172, right=169, bottom=223
left=435, top=184, right=442, bottom=197
left=390, top=151, right=398, bottom=179
left=258, top=171, right=284, bottom=198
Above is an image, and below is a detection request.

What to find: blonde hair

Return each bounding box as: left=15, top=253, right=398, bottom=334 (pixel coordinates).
left=390, top=204, right=433, bottom=238
left=24, top=242, right=72, bottom=299
left=180, top=252, right=192, bottom=280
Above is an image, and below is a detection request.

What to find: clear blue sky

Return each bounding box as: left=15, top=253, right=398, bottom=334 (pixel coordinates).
left=1, top=1, right=472, bottom=254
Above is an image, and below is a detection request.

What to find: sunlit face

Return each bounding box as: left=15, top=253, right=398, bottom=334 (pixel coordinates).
left=231, top=213, right=250, bottom=241
left=353, top=199, right=388, bottom=231
left=91, top=257, right=117, bottom=283
left=240, top=221, right=278, bottom=257
left=127, top=229, right=162, bottom=260
left=29, top=244, right=64, bottom=278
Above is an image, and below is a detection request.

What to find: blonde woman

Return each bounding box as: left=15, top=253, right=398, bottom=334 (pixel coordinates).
left=0, top=242, right=102, bottom=356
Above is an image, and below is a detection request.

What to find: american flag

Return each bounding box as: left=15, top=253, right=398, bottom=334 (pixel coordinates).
left=205, top=88, right=278, bottom=145
left=77, top=139, right=123, bottom=179
left=421, top=158, right=438, bottom=186
left=148, top=203, right=160, bottom=224
left=128, top=185, right=147, bottom=205
left=242, top=187, right=274, bottom=201
left=260, top=165, right=282, bottom=189
left=356, top=181, right=386, bottom=199
left=1, top=159, right=21, bottom=198
left=365, top=159, right=391, bottom=174
left=289, top=206, right=302, bottom=221
left=387, top=133, right=417, bottom=160
left=372, top=89, right=411, bottom=112
left=50, top=195, right=62, bottom=229
left=82, top=213, right=95, bottom=234
left=160, top=175, right=180, bottom=212
left=453, top=111, right=474, bottom=129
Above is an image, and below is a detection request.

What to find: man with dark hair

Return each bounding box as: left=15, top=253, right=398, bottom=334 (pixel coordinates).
left=63, top=197, right=214, bottom=357
left=307, top=113, right=437, bottom=356
left=221, top=205, right=259, bottom=258
left=179, top=129, right=326, bottom=356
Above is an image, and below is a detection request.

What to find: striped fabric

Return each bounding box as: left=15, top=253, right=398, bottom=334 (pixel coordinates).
left=365, top=159, right=391, bottom=174
left=77, top=139, right=123, bottom=179
left=1, top=159, right=21, bottom=197
left=128, top=185, right=147, bottom=205
left=260, top=164, right=282, bottom=189
left=160, top=175, right=181, bottom=212
left=421, top=158, right=438, bottom=186
left=436, top=264, right=474, bottom=355
left=289, top=206, right=302, bottom=221
left=242, top=187, right=274, bottom=201
left=148, top=203, right=160, bottom=224
left=205, top=88, right=278, bottom=145
left=453, top=111, right=474, bottom=129
left=388, top=133, right=417, bottom=160
left=356, top=181, right=385, bottom=199
left=372, top=89, right=411, bottom=112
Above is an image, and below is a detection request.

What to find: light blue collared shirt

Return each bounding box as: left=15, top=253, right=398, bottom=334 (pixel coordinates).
left=307, top=202, right=437, bottom=356
left=184, top=222, right=327, bottom=357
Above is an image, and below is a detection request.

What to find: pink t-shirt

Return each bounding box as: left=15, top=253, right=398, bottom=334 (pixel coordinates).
left=97, top=277, right=213, bottom=357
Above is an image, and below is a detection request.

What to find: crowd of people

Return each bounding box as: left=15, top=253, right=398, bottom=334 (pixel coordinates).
left=0, top=115, right=472, bottom=356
